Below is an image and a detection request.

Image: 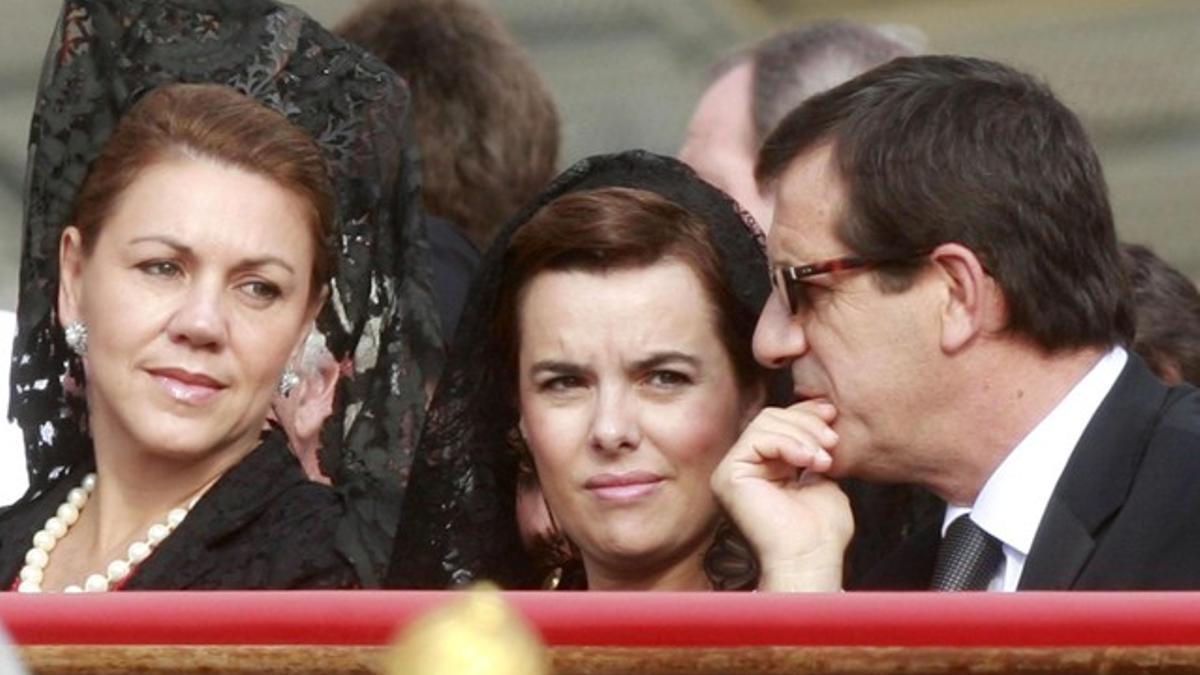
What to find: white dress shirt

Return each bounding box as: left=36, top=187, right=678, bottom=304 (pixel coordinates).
left=942, top=346, right=1128, bottom=591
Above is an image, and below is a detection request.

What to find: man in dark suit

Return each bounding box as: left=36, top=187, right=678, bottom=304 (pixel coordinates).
left=711, top=55, right=1200, bottom=591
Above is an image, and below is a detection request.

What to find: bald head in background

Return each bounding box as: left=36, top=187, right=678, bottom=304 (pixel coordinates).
left=679, top=20, right=922, bottom=228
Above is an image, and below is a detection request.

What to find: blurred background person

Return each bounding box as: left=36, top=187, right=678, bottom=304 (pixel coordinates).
left=389, top=151, right=850, bottom=591
left=1123, top=242, right=1200, bottom=385
left=337, top=0, right=562, bottom=340
left=679, top=20, right=921, bottom=228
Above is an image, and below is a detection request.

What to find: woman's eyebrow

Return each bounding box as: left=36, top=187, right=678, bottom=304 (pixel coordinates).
left=631, top=351, right=701, bottom=372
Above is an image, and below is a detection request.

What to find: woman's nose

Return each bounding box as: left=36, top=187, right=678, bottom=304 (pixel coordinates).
left=588, top=386, right=641, bottom=454
left=165, top=280, right=226, bottom=350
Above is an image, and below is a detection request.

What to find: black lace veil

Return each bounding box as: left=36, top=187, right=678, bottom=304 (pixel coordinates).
left=387, top=150, right=780, bottom=588
left=8, top=0, right=444, bottom=585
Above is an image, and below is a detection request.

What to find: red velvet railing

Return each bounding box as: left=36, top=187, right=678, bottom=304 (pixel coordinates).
left=3, top=591, right=1200, bottom=647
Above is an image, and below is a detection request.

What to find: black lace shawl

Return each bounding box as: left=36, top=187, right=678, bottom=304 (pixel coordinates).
left=387, top=150, right=782, bottom=589
left=7, top=0, right=443, bottom=586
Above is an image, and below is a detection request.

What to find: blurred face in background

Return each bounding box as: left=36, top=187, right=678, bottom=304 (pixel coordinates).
left=679, top=61, right=775, bottom=229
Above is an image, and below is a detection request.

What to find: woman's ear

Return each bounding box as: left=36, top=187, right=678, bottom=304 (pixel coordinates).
left=57, top=226, right=86, bottom=326
left=305, top=284, right=330, bottom=327
left=292, top=350, right=340, bottom=444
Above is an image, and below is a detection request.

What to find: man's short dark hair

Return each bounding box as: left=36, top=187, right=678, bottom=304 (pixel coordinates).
left=337, top=0, right=560, bottom=250
left=1123, top=243, right=1200, bottom=384
left=757, top=55, right=1134, bottom=352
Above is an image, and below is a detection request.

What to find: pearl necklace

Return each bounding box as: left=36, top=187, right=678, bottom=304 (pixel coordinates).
left=16, top=473, right=199, bottom=593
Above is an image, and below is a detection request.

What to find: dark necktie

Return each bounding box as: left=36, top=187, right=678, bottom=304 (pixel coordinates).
left=930, top=514, right=1003, bottom=591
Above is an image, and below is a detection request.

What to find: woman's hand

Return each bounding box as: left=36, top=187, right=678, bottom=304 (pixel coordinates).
left=711, top=399, right=853, bottom=592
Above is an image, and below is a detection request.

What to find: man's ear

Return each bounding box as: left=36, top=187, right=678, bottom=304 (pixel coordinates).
left=57, top=226, right=86, bottom=327
left=930, top=242, right=1005, bottom=354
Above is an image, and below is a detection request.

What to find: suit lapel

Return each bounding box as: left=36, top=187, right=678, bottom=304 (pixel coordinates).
left=1019, top=355, right=1168, bottom=589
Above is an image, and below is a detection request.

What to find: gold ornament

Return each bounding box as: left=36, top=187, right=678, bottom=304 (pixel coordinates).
left=384, top=583, right=549, bottom=675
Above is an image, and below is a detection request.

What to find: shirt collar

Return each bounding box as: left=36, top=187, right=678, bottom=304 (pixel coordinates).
left=943, top=346, right=1128, bottom=553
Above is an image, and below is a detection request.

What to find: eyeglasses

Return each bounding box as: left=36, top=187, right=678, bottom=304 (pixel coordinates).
left=772, top=251, right=930, bottom=315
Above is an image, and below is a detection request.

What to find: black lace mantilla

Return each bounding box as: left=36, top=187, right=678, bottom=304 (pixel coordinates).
left=9, top=0, right=444, bottom=586
left=387, top=150, right=782, bottom=589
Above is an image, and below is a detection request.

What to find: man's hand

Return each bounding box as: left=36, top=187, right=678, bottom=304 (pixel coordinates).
left=711, top=400, right=853, bottom=592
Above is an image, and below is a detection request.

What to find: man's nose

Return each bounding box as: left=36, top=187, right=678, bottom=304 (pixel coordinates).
left=753, top=294, right=808, bottom=369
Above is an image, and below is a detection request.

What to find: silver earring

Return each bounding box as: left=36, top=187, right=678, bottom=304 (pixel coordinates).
left=278, top=368, right=300, bottom=398
left=64, top=320, right=88, bottom=356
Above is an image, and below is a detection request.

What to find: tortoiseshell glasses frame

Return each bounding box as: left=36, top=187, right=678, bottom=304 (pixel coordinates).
left=771, top=251, right=931, bottom=315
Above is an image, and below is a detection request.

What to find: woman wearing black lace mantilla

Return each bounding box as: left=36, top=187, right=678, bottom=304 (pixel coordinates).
left=388, top=151, right=852, bottom=591
left=1, top=0, right=442, bottom=590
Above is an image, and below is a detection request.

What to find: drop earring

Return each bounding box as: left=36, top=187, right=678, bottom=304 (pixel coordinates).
left=278, top=368, right=300, bottom=398
left=64, top=320, right=88, bottom=356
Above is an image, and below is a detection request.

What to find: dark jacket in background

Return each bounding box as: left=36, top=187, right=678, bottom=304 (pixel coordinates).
left=425, top=214, right=481, bottom=342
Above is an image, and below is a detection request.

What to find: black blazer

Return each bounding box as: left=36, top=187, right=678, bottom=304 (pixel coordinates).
left=854, top=354, right=1200, bottom=590
left=0, top=432, right=358, bottom=590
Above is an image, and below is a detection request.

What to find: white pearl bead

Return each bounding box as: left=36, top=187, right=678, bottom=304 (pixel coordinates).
left=17, top=580, right=41, bottom=593
left=56, top=502, right=79, bottom=526
left=19, top=566, right=43, bottom=584
left=84, top=574, right=109, bottom=592
left=67, top=487, right=88, bottom=509
left=106, top=559, right=131, bottom=582
left=166, top=508, right=188, bottom=529
left=32, top=530, right=57, bottom=552
left=25, top=547, right=49, bottom=569
left=81, top=473, right=97, bottom=492
left=63, top=585, right=83, bottom=593
left=127, top=541, right=152, bottom=564
left=147, top=523, right=171, bottom=545
left=44, top=516, right=67, bottom=539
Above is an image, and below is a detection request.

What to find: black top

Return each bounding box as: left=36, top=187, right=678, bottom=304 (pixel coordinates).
left=0, top=431, right=357, bottom=590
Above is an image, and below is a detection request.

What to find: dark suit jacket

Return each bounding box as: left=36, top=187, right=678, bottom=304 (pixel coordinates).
left=853, top=354, right=1200, bottom=590
left=0, top=432, right=358, bottom=590
left=425, top=214, right=481, bottom=343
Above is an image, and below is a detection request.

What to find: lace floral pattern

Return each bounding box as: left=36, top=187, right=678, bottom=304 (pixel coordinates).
left=8, top=0, right=443, bottom=586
